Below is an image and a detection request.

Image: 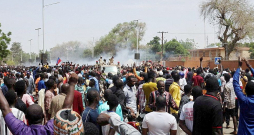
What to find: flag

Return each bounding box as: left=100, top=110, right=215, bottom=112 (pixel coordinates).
left=56, top=57, right=62, bottom=65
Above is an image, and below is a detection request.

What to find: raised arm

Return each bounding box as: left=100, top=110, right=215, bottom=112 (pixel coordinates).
left=0, top=89, right=11, bottom=117
left=62, top=73, right=78, bottom=109
left=133, top=63, right=143, bottom=81
left=97, top=113, right=141, bottom=135
left=200, top=56, right=203, bottom=69
left=219, top=59, right=223, bottom=77
left=244, top=58, right=254, bottom=75
left=233, top=57, right=246, bottom=102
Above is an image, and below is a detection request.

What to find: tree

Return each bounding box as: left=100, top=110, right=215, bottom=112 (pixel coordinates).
left=50, top=41, right=82, bottom=61
left=148, top=36, right=161, bottom=53
left=0, top=23, right=11, bottom=62
left=241, top=42, right=254, bottom=59
left=201, top=0, right=254, bottom=60
left=164, top=39, right=189, bottom=56
left=94, top=21, right=146, bottom=56
left=179, top=39, right=196, bottom=50
left=83, top=49, right=92, bottom=58
left=10, top=42, right=22, bottom=63
left=207, top=43, right=222, bottom=48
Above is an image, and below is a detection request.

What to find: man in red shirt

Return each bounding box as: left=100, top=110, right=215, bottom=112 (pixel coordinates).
left=192, top=68, right=204, bottom=88
left=192, top=57, right=204, bottom=88
left=72, top=90, right=84, bottom=115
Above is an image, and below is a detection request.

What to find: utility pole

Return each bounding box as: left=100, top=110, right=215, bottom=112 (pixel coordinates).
left=29, top=39, right=32, bottom=59
left=134, top=20, right=140, bottom=53
left=158, top=31, right=168, bottom=61
left=35, top=28, right=41, bottom=56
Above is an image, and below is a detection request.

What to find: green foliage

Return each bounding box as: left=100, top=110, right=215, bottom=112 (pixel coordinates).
left=94, top=21, right=146, bottom=56
left=245, top=42, right=254, bottom=59
left=207, top=43, right=222, bottom=48
left=164, top=39, right=189, bottom=55
left=6, top=60, right=15, bottom=65
left=148, top=36, right=161, bottom=53
left=7, top=42, right=38, bottom=65
left=179, top=39, right=197, bottom=50
left=49, top=41, right=82, bottom=61
left=10, top=42, right=22, bottom=63
left=83, top=49, right=92, bottom=58
left=201, top=0, right=254, bottom=60
left=0, top=23, right=11, bottom=60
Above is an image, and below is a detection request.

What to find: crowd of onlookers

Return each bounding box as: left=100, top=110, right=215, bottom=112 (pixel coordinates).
left=0, top=57, right=253, bottom=135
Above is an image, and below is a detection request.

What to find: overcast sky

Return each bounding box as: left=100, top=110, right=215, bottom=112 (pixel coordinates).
left=1, top=0, right=254, bottom=54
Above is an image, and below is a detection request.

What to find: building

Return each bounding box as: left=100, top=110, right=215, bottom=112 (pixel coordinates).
left=189, top=47, right=250, bottom=60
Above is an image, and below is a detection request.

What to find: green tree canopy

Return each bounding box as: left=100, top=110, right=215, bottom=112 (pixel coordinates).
left=148, top=36, right=161, bottom=53
left=94, top=21, right=146, bottom=56
left=0, top=23, right=11, bottom=61
left=201, top=0, right=254, bottom=60
left=179, top=38, right=196, bottom=50
left=164, top=39, right=189, bottom=56
left=50, top=41, right=82, bottom=61
left=83, top=49, right=92, bottom=58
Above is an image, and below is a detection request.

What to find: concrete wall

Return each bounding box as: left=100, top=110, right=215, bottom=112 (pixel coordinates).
left=165, top=60, right=254, bottom=70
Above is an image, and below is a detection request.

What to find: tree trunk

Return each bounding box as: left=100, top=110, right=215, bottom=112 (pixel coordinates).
left=225, top=47, right=229, bottom=60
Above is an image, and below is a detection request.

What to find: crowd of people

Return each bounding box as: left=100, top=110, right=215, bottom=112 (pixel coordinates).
left=0, top=56, right=253, bottom=135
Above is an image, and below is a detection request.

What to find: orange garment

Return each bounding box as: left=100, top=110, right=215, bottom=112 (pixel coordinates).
left=35, top=77, right=40, bottom=93
left=133, top=67, right=147, bottom=82
left=63, top=77, right=67, bottom=84
left=202, top=89, right=207, bottom=95
left=126, top=73, right=134, bottom=78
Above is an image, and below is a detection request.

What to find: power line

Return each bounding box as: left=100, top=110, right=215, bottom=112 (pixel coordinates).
left=166, top=33, right=215, bottom=34
left=158, top=31, right=168, bottom=61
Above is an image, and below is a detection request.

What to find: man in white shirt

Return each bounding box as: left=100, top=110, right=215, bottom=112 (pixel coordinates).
left=142, top=96, right=177, bottom=135
left=123, top=76, right=137, bottom=114
left=0, top=90, right=27, bottom=135
left=101, top=94, right=121, bottom=135
left=179, top=86, right=203, bottom=135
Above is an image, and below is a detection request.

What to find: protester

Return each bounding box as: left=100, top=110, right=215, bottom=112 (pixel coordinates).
left=143, top=71, right=157, bottom=113
left=193, top=77, right=223, bottom=135
left=0, top=90, right=27, bottom=135
left=169, top=71, right=181, bottom=121
left=142, top=96, right=177, bottom=135
left=72, top=85, right=84, bottom=115
left=48, top=84, right=68, bottom=119
left=179, top=86, right=203, bottom=134
left=149, top=80, right=178, bottom=112
left=38, top=73, right=46, bottom=91
left=82, top=89, right=100, bottom=129
left=223, top=73, right=237, bottom=134
left=179, top=84, right=192, bottom=115
left=15, top=80, right=34, bottom=106
left=101, top=94, right=121, bottom=135
left=25, top=72, right=35, bottom=94
left=98, top=89, right=123, bottom=121
left=1, top=77, right=8, bottom=95
left=233, top=58, right=254, bottom=135
left=123, top=75, right=137, bottom=115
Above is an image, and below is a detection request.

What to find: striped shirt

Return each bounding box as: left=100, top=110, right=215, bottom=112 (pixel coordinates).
left=0, top=108, right=27, bottom=135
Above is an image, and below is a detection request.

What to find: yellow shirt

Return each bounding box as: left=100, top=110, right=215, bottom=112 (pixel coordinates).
left=241, top=76, right=247, bottom=95
left=169, top=82, right=181, bottom=114
left=156, top=77, right=166, bottom=82
left=143, top=82, right=157, bottom=112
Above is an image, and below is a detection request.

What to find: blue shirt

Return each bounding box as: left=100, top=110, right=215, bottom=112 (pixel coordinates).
left=75, top=84, right=86, bottom=109
left=1, top=84, right=8, bottom=95
left=38, top=80, right=46, bottom=91
left=82, top=107, right=100, bottom=129
left=89, top=77, right=99, bottom=91
left=98, top=101, right=123, bottom=121
left=233, top=68, right=254, bottom=135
